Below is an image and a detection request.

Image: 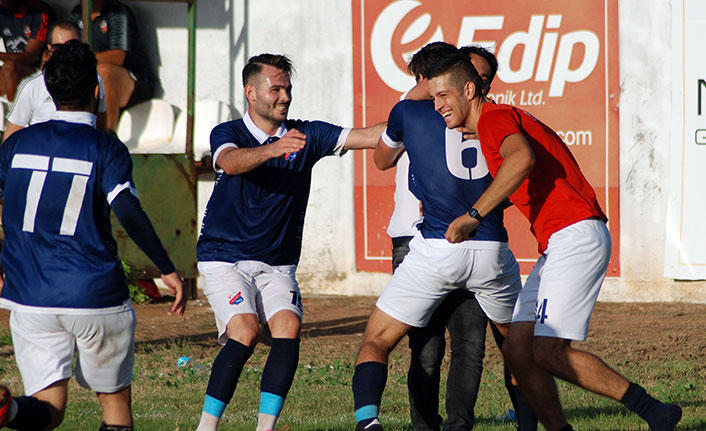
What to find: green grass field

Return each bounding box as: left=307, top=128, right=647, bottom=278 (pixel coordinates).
left=1, top=322, right=703, bottom=431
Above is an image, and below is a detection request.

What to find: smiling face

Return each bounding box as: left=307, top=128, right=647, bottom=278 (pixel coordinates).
left=428, top=72, right=472, bottom=130
left=245, top=64, right=292, bottom=132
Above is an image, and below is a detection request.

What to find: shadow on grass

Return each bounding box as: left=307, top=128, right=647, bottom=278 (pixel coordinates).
left=301, top=315, right=368, bottom=338
left=133, top=315, right=369, bottom=352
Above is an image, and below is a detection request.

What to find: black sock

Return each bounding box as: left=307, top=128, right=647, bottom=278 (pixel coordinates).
left=511, top=385, right=538, bottom=431
left=7, top=396, right=52, bottom=431
left=99, top=423, right=133, bottom=431
left=352, top=361, right=387, bottom=423
left=205, top=339, right=254, bottom=403
left=621, top=382, right=682, bottom=430
left=260, top=338, right=300, bottom=397
left=556, top=425, right=573, bottom=431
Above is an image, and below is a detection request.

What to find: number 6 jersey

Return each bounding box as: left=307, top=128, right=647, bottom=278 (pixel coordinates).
left=382, top=99, right=508, bottom=243
left=0, top=112, right=134, bottom=311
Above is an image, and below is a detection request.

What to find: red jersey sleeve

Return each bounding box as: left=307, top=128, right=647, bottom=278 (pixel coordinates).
left=477, top=105, right=523, bottom=154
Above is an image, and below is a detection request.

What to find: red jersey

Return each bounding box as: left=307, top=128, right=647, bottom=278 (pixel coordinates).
left=477, top=103, right=607, bottom=254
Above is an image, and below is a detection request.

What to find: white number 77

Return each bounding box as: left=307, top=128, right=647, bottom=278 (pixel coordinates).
left=12, top=154, right=93, bottom=236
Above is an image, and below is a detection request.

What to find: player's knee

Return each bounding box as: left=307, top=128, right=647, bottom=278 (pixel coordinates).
left=532, top=337, right=569, bottom=370
left=225, top=315, right=260, bottom=347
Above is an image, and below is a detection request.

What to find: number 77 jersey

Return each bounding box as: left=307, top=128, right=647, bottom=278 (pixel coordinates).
left=382, top=99, right=508, bottom=242
left=0, top=116, right=134, bottom=310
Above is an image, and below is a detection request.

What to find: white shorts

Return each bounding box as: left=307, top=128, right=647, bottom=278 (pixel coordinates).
left=376, top=233, right=521, bottom=327
left=10, top=308, right=136, bottom=395
left=512, top=218, right=611, bottom=341
left=199, top=260, right=304, bottom=345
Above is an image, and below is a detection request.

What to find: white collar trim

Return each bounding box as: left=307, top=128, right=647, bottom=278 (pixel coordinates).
left=52, top=111, right=97, bottom=128
left=243, top=111, right=287, bottom=144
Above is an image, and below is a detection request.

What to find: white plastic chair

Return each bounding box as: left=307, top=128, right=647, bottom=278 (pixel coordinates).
left=163, top=99, right=237, bottom=159
left=116, top=99, right=176, bottom=153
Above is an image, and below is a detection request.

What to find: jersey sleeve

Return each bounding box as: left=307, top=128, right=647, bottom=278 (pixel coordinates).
left=28, top=2, right=53, bottom=42
left=102, top=136, right=137, bottom=205
left=477, top=107, right=523, bottom=153
left=6, top=75, right=37, bottom=127
left=381, top=100, right=406, bottom=149
left=105, top=6, right=134, bottom=52
left=301, top=120, right=344, bottom=160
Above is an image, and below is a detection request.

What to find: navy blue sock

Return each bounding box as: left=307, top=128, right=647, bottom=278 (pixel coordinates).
left=352, top=361, right=387, bottom=423
left=7, top=396, right=52, bottom=431
left=621, top=382, right=682, bottom=430
left=259, top=338, right=300, bottom=416
left=512, top=385, right=538, bottom=431
left=204, top=339, right=254, bottom=407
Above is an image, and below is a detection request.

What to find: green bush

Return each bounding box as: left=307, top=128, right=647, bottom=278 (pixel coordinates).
left=122, top=260, right=149, bottom=304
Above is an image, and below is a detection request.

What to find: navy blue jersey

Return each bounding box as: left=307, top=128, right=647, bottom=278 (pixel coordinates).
left=0, top=115, right=133, bottom=309
left=383, top=100, right=508, bottom=242
left=197, top=115, right=344, bottom=265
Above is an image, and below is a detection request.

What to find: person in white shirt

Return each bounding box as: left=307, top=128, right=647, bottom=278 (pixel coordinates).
left=3, top=20, right=106, bottom=142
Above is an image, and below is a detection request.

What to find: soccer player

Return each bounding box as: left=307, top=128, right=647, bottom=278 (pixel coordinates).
left=0, top=40, right=185, bottom=431
left=195, top=53, right=384, bottom=431
left=351, top=42, right=528, bottom=431
left=426, top=52, right=682, bottom=431
left=398, top=42, right=537, bottom=431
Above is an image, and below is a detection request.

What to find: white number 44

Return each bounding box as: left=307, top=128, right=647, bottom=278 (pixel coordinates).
left=12, top=154, right=93, bottom=236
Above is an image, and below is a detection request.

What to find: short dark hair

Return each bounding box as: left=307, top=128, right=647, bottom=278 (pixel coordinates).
left=407, top=41, right=458, bottom=80
left=44, top=40, right=98, bottom=109
left=242, top=53, right=294, bottom=86
left=459, top=45, right=498, bottom=85
left=46, top=20, right=80, bottom=45
left=427, top=53, right=484, bottom=99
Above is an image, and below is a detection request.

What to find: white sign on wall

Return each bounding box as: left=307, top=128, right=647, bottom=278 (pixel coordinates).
left=665, top=0, right=706, bottom=279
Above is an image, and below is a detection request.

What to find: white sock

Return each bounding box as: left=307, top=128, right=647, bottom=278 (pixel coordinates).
left=255, top=412, right=278, bottom=431
left=196, top=411, right=220, bottom=431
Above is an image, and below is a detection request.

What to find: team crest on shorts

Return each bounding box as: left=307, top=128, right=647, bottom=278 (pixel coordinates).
left=228, top=292, right=244, bottom=305
left=24, top=25, right=31, bottom=38
left=100, top=20, right=109, bottom=33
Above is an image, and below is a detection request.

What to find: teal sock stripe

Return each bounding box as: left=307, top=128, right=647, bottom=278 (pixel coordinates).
left=355, top=405, right=379, bottom=422
left=259, top=392, right=285, bottom=416
left=203, top=395, right=227, bottom=418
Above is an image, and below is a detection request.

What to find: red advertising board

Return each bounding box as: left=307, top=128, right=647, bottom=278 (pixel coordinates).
left=352, top=0, right=620, bottom=275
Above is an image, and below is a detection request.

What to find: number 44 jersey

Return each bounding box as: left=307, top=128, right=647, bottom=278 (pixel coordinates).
left=382, top=99, right=508, bottom=242
left=0, top=114, right=133, bottom=310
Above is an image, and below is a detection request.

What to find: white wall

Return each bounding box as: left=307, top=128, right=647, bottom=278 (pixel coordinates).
left=44, top=0, right=706, bottom=301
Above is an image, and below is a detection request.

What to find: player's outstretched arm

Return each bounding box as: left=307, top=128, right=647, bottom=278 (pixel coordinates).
left=161, top=272, right=186, bottom=316
left=111, top=190, right=186, bottom=315
left=373, top=137, right=404, bottom=170
left=343, top=122, right=386, bottom=150
left=446, top=133, right=535, bottom=243
left=217, top=128, right=307, bottom=175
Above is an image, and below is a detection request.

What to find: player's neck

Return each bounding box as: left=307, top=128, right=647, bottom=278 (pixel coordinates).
left=248, top=109, right=281, bottom=136
left=464, top=98, right=486, bottom=133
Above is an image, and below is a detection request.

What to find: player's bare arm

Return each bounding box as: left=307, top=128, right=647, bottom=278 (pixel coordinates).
left=0, top=39, right=44, bottom=65
left=95, top=49, right=127, bottom=66
left=216, top=128, right=307, bottom=175
left=343, top=122, right=386, bottom=150
left=2, top=122, right=23, bottom=142
left=404, top=78, right=430, bottom=101
left=161, top=272, right=186, bottom=316
left=373, top=137, right=404, bottom=170
left=445, top=133, right=535, bottom=243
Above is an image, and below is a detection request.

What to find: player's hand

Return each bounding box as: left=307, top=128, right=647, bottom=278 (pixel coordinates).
left=268, top=129, right=307, bottom=158
left=445, top=213, right=479, bottom=243
left=161, top=272, right=186, bottom=316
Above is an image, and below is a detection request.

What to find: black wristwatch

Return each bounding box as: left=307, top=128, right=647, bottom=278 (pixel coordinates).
left=468, top=208, right=484, bottom=222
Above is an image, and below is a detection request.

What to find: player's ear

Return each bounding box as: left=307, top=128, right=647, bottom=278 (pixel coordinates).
left=244, top=83, right=256, bottom=102
left=94, top=84, right=100, bottom=101
left=464, top=81, right=475, bottom=101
